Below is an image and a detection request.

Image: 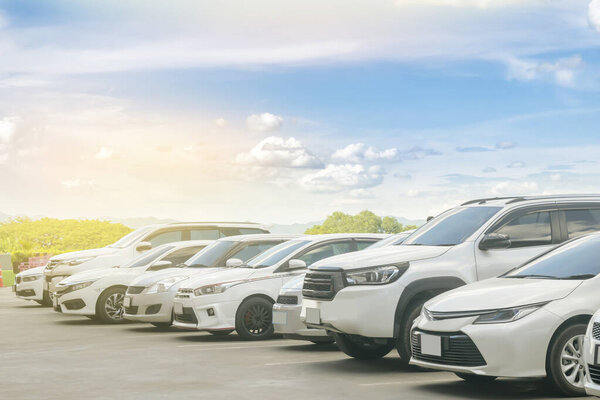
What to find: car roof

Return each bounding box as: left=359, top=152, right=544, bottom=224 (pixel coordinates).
left=142, top=222, right=269, bottom=230
left=295, top=233, right=390, bottom=242
left=155, top=240, right=215, bottom=249
left=219, top=234, right=301, bottom=242
left=460, top=194, right=600, bottom=207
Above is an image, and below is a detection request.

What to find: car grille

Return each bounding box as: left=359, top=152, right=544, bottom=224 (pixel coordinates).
left=16, top=289, right=35, bottom=297
left=126, top=286, right=145, bottom=295
left=124, top=306, right=139, bottom=315
left=174, top=307, right=198, bottom=324
left=589, top=365, right=600, bottom=385
left=303, top=269, right=346, bottom=300
left=411, top=329, right=486, bottom=367
left=593, top=323, right=600, bottom=340
left=276, top=295, right=298, bottom=305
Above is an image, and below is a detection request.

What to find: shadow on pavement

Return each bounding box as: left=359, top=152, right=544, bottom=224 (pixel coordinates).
left=414, top=379, right=570, bottom=399
left=272, top=342, right=340, bottom=352
left=310, top=357, right=421, bottom=375
left=54, top=318, right=134, bottom=326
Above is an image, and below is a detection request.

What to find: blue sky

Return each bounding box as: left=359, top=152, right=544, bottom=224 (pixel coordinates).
left=0, top=0, right=599, bottom=224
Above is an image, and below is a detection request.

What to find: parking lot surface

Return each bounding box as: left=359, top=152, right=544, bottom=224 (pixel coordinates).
left=0, top=288, right=590, bottom=400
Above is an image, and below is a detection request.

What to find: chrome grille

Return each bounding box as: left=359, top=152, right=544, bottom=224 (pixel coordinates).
left=303, top=270, right=345, bottom=300
left=593, top=323, right=600, bottom=340
left=276, top=295, right=298, bottom=305
left=589, top=364, right=600, bottom=385
left=411, top=329, right=486, bottom=367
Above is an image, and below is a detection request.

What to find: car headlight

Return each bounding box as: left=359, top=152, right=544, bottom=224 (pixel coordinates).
left=22, top=274, right=42, bottom=282
left=193, top=281, right=242, bottom=296
left=146, top=276, right=189, bottom=294
left=66, top=281, right=96, bottom=292
left=68, top=257, right=97, bottom=266
left=473, top=303, right=546, bottom=324
left=345, top=263, right=408, bottom=286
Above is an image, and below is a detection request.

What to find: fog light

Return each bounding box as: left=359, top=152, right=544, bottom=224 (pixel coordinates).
left=207, top=308, right=215, bottom=316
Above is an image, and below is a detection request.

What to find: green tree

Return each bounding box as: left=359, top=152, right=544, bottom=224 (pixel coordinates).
left=0, top=217, right=132, bottom=267
left=305, top=210, right=417, bottom=234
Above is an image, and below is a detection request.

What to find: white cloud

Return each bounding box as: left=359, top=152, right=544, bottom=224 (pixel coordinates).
left=495, top=141, right=517, bottom=149
left=214, top=118, right=227, bottom=128
left=482, top=167, right=496, bottom=173
left=349, top=188, right=375, bottom=199
left=95, top=146, right=114, bottom=160
left=507, top=161, right=525, bottom=168
left=590, top=0, right=600, bottom=32
left=332, top=143, right=399, bottom=163
left=246, top=113, right=283, bottom=132
left=0, top=117, right=17, bottom=143
left=301, top=164, right=384, bottom=193
left=61, top=179, right=95, bottom=190
left=491, top=181, right=539, bottom=195
left=236, top=136, right=322, bottom=168
left=550, top=173, right=561, bottom=181
left=505, top=55, right=583, bottom=87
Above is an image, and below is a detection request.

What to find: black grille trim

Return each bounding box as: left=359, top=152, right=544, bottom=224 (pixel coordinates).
left=276, top=295, right=298, bottom=305
left=126, top=286, right=145, bottom=295
left=15, top=276, right=21, bottom=284
left=593, top=323, right=600, bottom=341
left=303, top=269, right=346, bottom=301
left=411, top=329, right=486, bottom=367
left=175, top=307, right=198, bottom=324
left=589, top=364, right=600, bottom=385
left=16, top=289, right=35, bottom=297
left=124, top=306, right=139, bottom=315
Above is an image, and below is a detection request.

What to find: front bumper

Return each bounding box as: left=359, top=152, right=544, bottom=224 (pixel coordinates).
left=409, top=308, right=560, bottom=378
left=54, top=286, right=99, bottom=316
left=172, top=296, right=238, bottom=331
left=15, top=278, right=43, bottom=301
left=273, top=303, right=329, bottom=339
left=123, top=291, right=173, bottom=323
left=584, top=320, right=600, bottom=397
left=44, top=274, right=70, bottom=297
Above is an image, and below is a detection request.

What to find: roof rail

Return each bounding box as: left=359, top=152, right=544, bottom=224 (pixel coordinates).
left=460, top=196, right=522, bottom=206
left=505, top=194, right=600, bottom=204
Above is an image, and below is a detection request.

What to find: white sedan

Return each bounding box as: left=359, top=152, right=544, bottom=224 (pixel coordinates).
left=14, top=266, right=46, bottom=305
left=410, top=233, right=600, bottom=397
left=172, top=234, right=387, bottom=340
left=53, top=240, right=212, bottom=323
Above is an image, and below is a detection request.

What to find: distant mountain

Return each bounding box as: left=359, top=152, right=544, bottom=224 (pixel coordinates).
left=267, top=220, right=324, bottom=234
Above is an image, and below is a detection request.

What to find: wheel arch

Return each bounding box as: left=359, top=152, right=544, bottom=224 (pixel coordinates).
left=393, top=276, right=467, bottom=338
left=545, top=314, right=592, bottom=371
left=95, top=284, right=128, bottom=310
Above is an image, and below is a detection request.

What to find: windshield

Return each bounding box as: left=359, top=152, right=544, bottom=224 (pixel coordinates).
left=123, top=245, right=175, bottom=268
left=368, top=233, right=410, bottom=249
left=186, top=240, right=238, bottom=268
left=505, top=234, right=600, bottom=280
left=403, top=206, right=501, bottom=246
left=246, top=240, right=311, bottom=269
left=108, top=227, right=154, bottom=249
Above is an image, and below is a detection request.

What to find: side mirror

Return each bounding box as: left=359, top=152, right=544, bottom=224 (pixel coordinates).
left=225, top=258, right=243, bottom=268
left=147, top=260, right=173, bottom=271
left=136, top=241, right=152, bottom=252
left=479, top=233, right=511, bottom=250
left=288, top=259, right=307, bottom=270
left=426, top=216, right=434, bottom=222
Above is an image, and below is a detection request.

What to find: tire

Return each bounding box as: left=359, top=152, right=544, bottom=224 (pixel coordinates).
left=396, top=298, right=427, bottom=364
left=42, top=291, right=52, bottom=307
left=455, top=373, right=497, bottom=383
left=96, top=287, right=127, bottom=324
left=311, top=338, right=336, bottom=345
left=235, top=297, right=274, bottom=341
left=333, top=333, right=394, bottom=359
left=546, top=323, right=587, bottom=397
left=35, top=300, right=44, bottom=305
left=151, top=322, right=172, bottom=329
left=209, top=330, right=234, bottom=336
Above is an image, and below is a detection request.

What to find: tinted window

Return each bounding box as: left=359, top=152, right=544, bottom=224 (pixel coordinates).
left=247, top=240, right=311, bottom=268
left=505, top=235, right=600, bottom=279
left=565, top=209, right=600, bottom=239
left=494, top=211, right=552, bottom=248
left=356, top=240, right=379, bottom=251
left=367, top=233, right=410, bottom=249
left=219, top=227, right=267, bottom=236
left=190, top=229, right=219, bottom=240
left=404, top=207, right=501, bottom=246
left=145, top=230, right=184, bottom=247
left=230, top=242, right=283, bottom=262
left=297, top=241, right=354, bottom=266
left=186, top=241, right=238, bottom=268
left=162, top=246, right=207, bottom=266
left=125, top=245, right=175, bottom=268
left=108, top=227, right=154, bottom=248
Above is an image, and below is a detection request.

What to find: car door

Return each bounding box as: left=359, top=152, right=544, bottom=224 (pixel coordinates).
left=139, top=229, right=186, bottom=255
left=475, top=206, right=560, bottom=280
left=557, top=205, right=600, bottom=240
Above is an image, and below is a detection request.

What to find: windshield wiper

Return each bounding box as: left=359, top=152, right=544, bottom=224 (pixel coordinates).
left=559, top=274, right=597, bottom=280
left=507, top=274, right=558, bottom=280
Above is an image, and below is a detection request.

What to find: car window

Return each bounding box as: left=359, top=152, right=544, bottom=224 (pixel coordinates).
left=219, top=227, right=267, bottom=236
left=296, top=241, right=354, bottom=266
left=107, top=227, right=154, bottom=248
left=230, top=241, right=283, bottom=262
left=125, top=245, right=175, bottom=268
left=190, top=229, right=220, bottom=240
left=368, top=234, right=408, bottom=249
left=162, top=246, right=207, bottom=266
left=493, top=211, right=552, bottom=248
left=145, top=230, right=184, bottom=247
left=565, top=209, right=600, bottom=239
left=246, top=240, right=311, bottom=268
left=355, top=239, right=380, bottom=251
left=186, top=241, right=238, bottom=267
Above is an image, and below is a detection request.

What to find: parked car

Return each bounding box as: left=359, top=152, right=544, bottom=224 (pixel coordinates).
left=123, top=234, right=298, bottom=328
left=584, top=309, right=600, bottom=397
left=301, top=195, right=600, bottom=363
left=14, top=266, right=45, bottom=305
left=411, top=232, right=600, bottom=397
left=273, top=232, right=409, bottom=343
left=43, top=222, right=269, bottom=303
left=173, top=234, right=388, bottom=340
left=52, top=241, right=212, bottom=323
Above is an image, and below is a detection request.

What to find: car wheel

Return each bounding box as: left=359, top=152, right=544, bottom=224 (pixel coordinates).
left=396, top=298, right=427, bottom=364
left=35, top=300, right=44, bottom=305
left=455, top=373, right=497, bottom=383
left=96, top=287, right=127, bottom=324
left=333, top=333, right=394, bottom=359
left=310, top=338, right=336, bottom=345
left=151, top=322, right=172, bottom=329
left=547, top=323, right=587, bottom=397
left=235, top=297, right=274, bottom=341
left=209, top=330, right=234, bottom=336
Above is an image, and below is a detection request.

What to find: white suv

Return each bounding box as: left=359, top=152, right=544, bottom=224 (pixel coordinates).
left=43, top=222, right=268, bottom=303
left=301, top=195, right=600, bottom=362
left=585, top=309, right=600, bottom=397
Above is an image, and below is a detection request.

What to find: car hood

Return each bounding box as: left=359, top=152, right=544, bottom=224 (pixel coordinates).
left=17, top=266, right=45, bottom=277
left=58, top=267, right=131, bottom=284
left=310, top=245, right=452, bottom=271
left=179, top=268, right=258, bottom=289
left=129, top=267, right=226, bottom=287
left=427, top=277, right=583, bottom=313
left=50, top=247, right=117, bottom=262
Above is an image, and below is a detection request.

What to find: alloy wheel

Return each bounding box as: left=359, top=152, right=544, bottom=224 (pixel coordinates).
left=104, top=293, right=125, bottom=321
left=560, top=334, right=586, bottom=388
left=243, top=304, right=271, bottom=336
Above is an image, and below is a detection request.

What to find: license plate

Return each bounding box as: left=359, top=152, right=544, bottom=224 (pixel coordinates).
left=305, top=308, right=321, bottom=325
left=272, top=311, right=288, bottom=325
left=596, top=345, right=600, bottom=365
left=420, top=334, right=442, bottom=357
left=174, top=302, right=183, bottom=315
left=123, top=296, right=131, bottom=308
